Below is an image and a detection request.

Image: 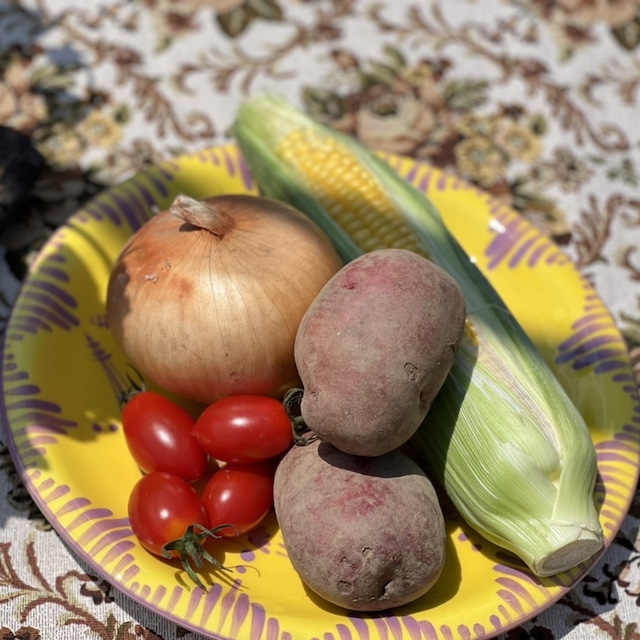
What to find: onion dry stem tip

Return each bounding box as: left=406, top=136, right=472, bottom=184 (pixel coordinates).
left=169, top=194, right=235, bottom=238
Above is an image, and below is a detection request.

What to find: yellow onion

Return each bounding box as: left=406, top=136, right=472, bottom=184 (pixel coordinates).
left=106, top=193, right=344, bottom=404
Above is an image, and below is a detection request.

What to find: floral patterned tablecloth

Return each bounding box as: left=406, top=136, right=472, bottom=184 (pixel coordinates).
left=2, top=1, right=640, bottom=639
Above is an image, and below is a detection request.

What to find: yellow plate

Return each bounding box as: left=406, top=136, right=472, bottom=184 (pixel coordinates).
left=2, top=144, right=639, bottom=640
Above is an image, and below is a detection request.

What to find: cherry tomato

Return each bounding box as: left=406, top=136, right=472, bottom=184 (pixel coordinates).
left=202, top=461, right=276, bottom=537
left=122, top=391, right=207, bottom=482
left=127, top=471, right=210, bottom=556
left=192, top=394, right=293, bottom=464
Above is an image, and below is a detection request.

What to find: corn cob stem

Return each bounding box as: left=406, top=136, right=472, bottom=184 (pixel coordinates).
left=234, top=95, right=604, bottom=577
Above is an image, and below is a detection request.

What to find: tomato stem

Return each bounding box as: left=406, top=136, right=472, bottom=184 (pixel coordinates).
left=117, top=364, right=147, bottom=408
left=283, top=388, right=318, bottom=446
left=161, top=523, right=237, bottom=591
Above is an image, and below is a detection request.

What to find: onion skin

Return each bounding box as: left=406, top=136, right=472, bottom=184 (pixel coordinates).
left=106, top=194, right=344, bottom=404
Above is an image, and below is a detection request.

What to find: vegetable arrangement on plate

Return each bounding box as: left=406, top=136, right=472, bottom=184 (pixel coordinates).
left=104, top=96, right=605, bottom=613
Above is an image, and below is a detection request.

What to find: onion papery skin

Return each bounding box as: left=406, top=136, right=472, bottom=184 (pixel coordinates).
left=106, top=194, right=344, bottom=404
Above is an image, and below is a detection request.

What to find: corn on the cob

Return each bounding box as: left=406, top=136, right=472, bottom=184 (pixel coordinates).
left=233, top=94, right=604, bottom=577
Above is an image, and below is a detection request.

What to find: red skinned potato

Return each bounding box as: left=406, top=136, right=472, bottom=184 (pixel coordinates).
left=294, top=248, right=466, bottom=456
left=274, top=439, right=446, bottom=612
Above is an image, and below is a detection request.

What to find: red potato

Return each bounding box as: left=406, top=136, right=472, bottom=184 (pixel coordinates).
left=274, top=439, right=446, bottom=612
left=294, top=248, right=466, bottom=457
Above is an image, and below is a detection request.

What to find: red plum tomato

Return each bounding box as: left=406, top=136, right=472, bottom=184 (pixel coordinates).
left=127, top=471, right=211, bottom=557
left=202, top=461, right=276, bottom=537
left=192, top=394, right=293, bottom=464
left=122, top=391, right=207, bottom=482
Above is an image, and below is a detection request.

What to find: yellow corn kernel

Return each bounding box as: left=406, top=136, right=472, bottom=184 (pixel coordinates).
left=276, top=130, right=427, bottom=256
